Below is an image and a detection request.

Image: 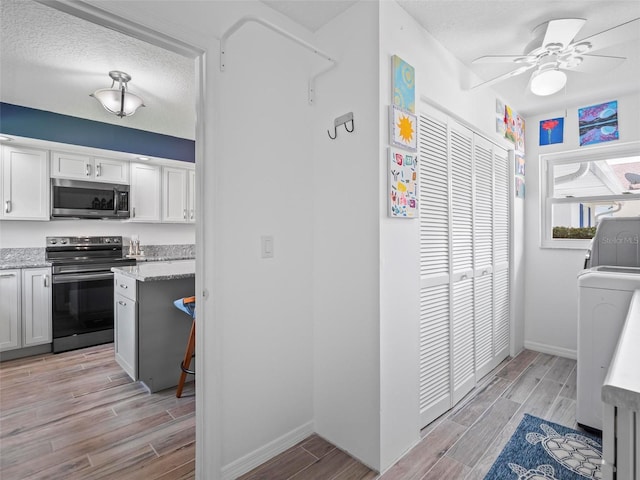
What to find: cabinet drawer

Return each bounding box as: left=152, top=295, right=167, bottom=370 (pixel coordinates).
left=114, top=275, right=137, bottom=300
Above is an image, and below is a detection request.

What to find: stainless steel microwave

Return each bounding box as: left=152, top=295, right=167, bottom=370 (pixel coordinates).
left=51, top=178, right=130, bottom=219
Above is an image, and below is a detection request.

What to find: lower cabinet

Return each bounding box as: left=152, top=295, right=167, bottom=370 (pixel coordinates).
left=0, top=270, right=21, bottom=351
left=0, top=267, right=52, bottom=352
left=113, top=271, right=195, bottom=392
left=115, top=292, right=138, bottom=380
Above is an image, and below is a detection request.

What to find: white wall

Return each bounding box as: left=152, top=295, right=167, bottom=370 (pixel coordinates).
left=312, top=1, right=381, bottom=470
left=0, top=220, right=194, bottom=248
left=524, top=92, right=640, bottom=358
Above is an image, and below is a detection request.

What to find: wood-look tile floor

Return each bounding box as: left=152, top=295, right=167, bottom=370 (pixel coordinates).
left=1, top=346, right=580, bottom=480
left=243, top=350, right=581, bottom=480
left=0, top=343, right=196, bottom=480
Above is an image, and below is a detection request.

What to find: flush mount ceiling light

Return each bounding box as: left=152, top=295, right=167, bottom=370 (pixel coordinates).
left=91, top=71, right=145, bottom=118
left=530, top=65, right=567, bottom=96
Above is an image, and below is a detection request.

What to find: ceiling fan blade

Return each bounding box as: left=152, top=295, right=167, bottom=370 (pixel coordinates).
left=470, top=64, right=536, bottom=89
left=574, top=18, right=640, bottom=53
left=472, top=55, right=532, bottom=64
left=543, top=18, right=587, bottom=48
left=566, top=54, right=627, bottom=73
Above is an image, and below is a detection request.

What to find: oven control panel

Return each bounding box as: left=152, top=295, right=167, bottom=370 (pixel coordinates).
left=47, top=236, right=122, bottom=247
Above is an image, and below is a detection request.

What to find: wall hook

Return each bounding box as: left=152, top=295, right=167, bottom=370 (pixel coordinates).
left=328, top=112, right=354, bottom=139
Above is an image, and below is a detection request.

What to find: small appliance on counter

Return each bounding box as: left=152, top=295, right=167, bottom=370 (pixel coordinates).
left=46, top=236, right=136, bottom=353
left=577, top=216, right=640, bottom=431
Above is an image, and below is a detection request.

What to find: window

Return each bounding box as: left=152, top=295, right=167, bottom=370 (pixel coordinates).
left=541, top=141, right=640, bottom=249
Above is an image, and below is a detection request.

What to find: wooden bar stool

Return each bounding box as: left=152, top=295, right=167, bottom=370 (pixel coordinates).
left=173, top=296, right=196, bottom=398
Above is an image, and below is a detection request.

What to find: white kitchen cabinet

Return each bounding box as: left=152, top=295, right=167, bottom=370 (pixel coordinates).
left=0, top=270, right=21, bottom=351
left=0, top=268, right=51, bottom=352
left=115, top=289, right=138, bottom=381
left=51, top=151, right=129, bottom=184
left=162, top=166, right=193, bottom=223
left=129, top=163, right=161, bottom=222
left=21, top=268, right=52, bottom=347
left=1, top=145, right=50, bottom=221
left=188, top=169, right=196, bottom=223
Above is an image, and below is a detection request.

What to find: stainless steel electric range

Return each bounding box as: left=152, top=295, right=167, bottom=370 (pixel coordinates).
left=46, top=236, right=136, bottom=353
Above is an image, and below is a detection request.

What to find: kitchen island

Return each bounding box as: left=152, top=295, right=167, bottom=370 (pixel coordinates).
left=111, top=259, right=195, bottom=393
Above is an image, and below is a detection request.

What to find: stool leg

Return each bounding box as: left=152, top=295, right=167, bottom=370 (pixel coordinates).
left=177, top=319, right=196, bottom=398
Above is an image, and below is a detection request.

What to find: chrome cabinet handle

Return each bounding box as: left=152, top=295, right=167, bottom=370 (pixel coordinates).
left=0, top=272, right=16, bottom=277
left=96, top=164, right=101, bottom=177
left=183, top=209, right=187, bottom=219
left=132, top=207, right=136, bottom=218
left=86, top=164, right=91, bottom=176
left=190, top=209, right=194, bottom=220
left=119, top=284, right=128, bottom=289
left=118, top=300, right=127, bottom=306
left=43, top=274, right=49, bottom=287
left=4, top=200, right=10, bottom=213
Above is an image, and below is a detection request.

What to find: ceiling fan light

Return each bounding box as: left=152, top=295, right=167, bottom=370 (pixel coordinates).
left=530, top=68, right=567, bottom=96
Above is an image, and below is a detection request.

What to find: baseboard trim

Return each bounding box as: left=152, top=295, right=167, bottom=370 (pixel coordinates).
left=222, top=421, right=314, bottom=480
left=524, top=340, right=577, bottom=360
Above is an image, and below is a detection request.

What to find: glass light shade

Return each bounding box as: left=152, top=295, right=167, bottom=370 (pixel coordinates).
left=91, top=88, right=144, bottom=117
left=530, top=68, right=567, bottom=96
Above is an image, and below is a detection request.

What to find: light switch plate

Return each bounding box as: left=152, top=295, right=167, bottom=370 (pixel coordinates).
left=261, top=235, right=274, bottom=258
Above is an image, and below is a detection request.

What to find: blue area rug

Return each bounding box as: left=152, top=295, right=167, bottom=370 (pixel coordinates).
left=484, top=414, right=602, bottom=479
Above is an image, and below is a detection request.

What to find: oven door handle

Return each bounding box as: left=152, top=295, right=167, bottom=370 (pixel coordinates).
left=52, top=272, right=114, bottom=284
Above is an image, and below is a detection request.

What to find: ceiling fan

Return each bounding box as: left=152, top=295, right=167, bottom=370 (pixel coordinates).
left=471, top=17, right=640, bottom=96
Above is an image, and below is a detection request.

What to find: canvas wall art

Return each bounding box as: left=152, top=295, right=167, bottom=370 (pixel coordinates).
left=390, top=105, right=417, bottom=151
left=515, top=175, right=525, bottom=198
left=515, top=154, right=525, bottom=176
left=495, top=99, right=506, bottom=136
left=392, top=55, right=415, bottom=113
left=515, top=115, right=525, bottom=154
left=389, top=148, right=418, bottom=218
left=539, top=117, right=564, bottom=145
left=578, top=100, right=619, bottom=146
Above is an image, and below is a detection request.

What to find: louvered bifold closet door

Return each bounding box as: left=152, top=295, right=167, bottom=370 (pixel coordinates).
left=473, top=136, right=495, bottom=379
left=493, top=147, right=510, bottom=356
left=418, top=110, right=452, bottom=427
left=449, top=122, right=475, bottom=404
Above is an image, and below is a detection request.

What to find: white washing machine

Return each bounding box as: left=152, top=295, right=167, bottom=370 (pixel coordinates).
left=576, top=266, right=640, bottom=431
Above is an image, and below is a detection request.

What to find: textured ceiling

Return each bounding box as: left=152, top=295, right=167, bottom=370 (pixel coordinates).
left=0, top=0, right=195, bottom=139
left=262, top=0, right=640, bottom=116
left=2, top=0, right=637, bottom=139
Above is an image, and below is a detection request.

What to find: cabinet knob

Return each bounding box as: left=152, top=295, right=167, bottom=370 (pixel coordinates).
left=4, top=200, right=10, bottom=213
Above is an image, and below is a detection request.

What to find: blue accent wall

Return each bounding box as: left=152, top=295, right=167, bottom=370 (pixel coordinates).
left=0, top=102, right=195, bottom=163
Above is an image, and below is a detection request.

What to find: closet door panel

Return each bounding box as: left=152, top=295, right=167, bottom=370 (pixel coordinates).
left=452, top=277, right=475, bottom=403
left=450, top=123, right=474, bottom=282
left=418, top=111, right=452, bottom=426
left=419, top=284, right=451, bottom=426
left=493, top=147, right=510, bottom=358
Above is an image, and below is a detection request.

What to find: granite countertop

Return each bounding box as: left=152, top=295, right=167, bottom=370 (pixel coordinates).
left=112, top=259, right=195, bottom=282
left=0, top=248, right=50, bottom=270
left=602, top=289, right=640, bottom=412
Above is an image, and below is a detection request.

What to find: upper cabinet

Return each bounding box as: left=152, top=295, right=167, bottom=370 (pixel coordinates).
left=1, top=145, right=50, bottom=221
left=130, top=163, right=161, bottom=223
left=51, top=151, right=129, bottom=184
left=162, top=166, right=195, bottom=223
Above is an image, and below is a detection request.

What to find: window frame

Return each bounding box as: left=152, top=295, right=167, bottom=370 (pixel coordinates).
left=540, top=140, right=640, bottom=249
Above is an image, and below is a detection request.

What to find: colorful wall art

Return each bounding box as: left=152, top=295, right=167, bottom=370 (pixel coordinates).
left=495, top=99, right=506, bottom=136
left=578, top=100, right=619, bottom=146
left=503, top=104, right=526, bottom=154
left=515, top=154, right=525, bottom=199
left=539, top=117, right=564, bottom=146
left=390, top=105, right=417, bottom=151
left=389, top=148, right=418, bottom=218
left=392, top=55, right=415, bottom=113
